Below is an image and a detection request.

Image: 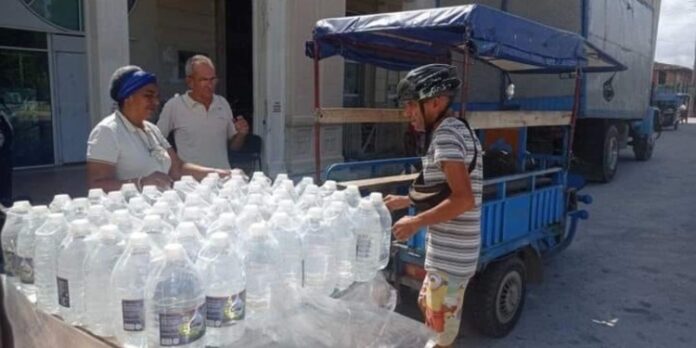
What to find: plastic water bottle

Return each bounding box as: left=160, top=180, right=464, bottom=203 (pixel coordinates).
left=173, top=181, right=194, bottom=201
left=16, top=205, right=50, bottom=296
left=297, top=193, right=321, bottom=212
left=272, top=173, right=289, bottom=190
left=301, top=208, right=336, bottom=295
left=344, top=185, right=361, bottom=208
left=236, top=204, right=263, bottom=235
left=180, top=207, right=210, bottom=237
left=105, top=191, right=128, bottom=213
left=66, top=197, right=90, bottom=222
left=128, top=197, right=151, bottom=220
left=246, top=182, right=266, bottom=198
left=34, top=213, right=70, bottom=314
left=88, top=188, right=106, bottom=206
left=319, top=180, right=337, bottom=199
left=111, top=209, right=142, bottom=236
left=170, top=222, right=203, bottom=263
left=193, top=185, right=214, bottom=205
left=301, top=184, right=319, bottom=201
left=206, top=212, right=239, bottom=240
left=152, top=201, right=179, bottom=227
left=87, top=204, right=112, bottom=229
left=268, top=211, right=303, bottom=289
left=159, top=190, right=184, bottom=218
left=141, top=215, right=174, bottom=250
left=250, top=172, right=271, bottom=191
left=146, top=243, right=206, bottom=348
left=121, top=183, right=141, bottom=203
left=1, top=200, right=31, bottom=280
left=243, top=222, right=279, bottom=328
left=50, top=194, right=72, bottom=213
left=353, top=200, right=382, bottom=282
left=184, top=192, right=210, bottom=210
left=111, top=232, right=158, bottom=348
left=370, top=193, right=393, bottom=270
left=295, top=177, right=314, bottom=197
left=200, top=177, right=220, bottom=198
left=208, top=197, right=234, bottom=219
left=56, top=219, right=93, bottom=325
left=84, top=225, right=125, bottom=336
left=325, top=201, right=356, bottom=291
left=142, top=185, right=162, bottom=205
left=196, top=233, right=246, bottom=346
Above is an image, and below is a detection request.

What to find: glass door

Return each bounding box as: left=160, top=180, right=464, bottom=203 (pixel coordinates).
left=0, top=29, right=54, bottom=167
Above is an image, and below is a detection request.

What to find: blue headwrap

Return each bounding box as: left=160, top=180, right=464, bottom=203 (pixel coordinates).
left=115, top=70, right=157, bottom=102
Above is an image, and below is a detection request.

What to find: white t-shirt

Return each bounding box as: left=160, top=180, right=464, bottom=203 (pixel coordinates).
left=157, top=92, right=237, bottom=169
left=87, top=111, right=172, bottom=180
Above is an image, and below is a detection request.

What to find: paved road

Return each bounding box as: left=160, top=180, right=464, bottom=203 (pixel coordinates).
left=398, top=123, right=696, bottom=347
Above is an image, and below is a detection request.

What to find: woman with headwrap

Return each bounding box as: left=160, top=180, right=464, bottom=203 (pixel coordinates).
left=86, top=66, right=229, bottom=191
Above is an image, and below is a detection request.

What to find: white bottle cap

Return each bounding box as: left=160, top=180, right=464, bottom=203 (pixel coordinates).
left=87, top=189, right=104, bottom=198
left=112, top=209, right=130, bottom=220
left=301, top=177, right=314, bottom=185
left=121, top=183, right=137, bottom=192
left=107, top=191, right=124, bottom=199
left=71, top=219, right=92, bottom=237
left=249, top=222, right=267, bottom=238
left=219, top=212, right=237, bottom=224
left=346, top=185, right=359, bottom=194
left=31, top=205, right=49, bottom=214
left=129, top=232, right=149, bottom=248
left=53, top=194, right=72, bottom=203
left=308, top=207, right=323, bottom=220
left=359, top=200, right=373, bottom=210
left=323, top=180, right=337, bottom=190
left=72, top=197, right=89, bottom=206
left=181, top=175, right=196, bottom=183
left=142, top=185, right=158, bottom=194
left=88, top=204, right=107, bottom=214
left=209, top=232, right=229, bottom=247
left=173, top=181, right=187, bottom=191
left=143, top=215, right=162, bottom=225
left=332, top=191, right=346, bottom=202
left=163, top=243, right=187, bottom=259
left=99, top=224, right=120, bottom=240
left=206, top=172, right=220, bottom=180
left=176, top=222, right=199, bottom=237
left=304, top=185, right=319, bottom=195
left=48, top=213, right=65, bottom=220
left=370, top=192, right=384, bottom=202
left=162, top=190, right=180, bottom=200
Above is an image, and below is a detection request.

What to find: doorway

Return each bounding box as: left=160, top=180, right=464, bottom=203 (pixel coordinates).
left=225, top=0, right=254, bottom=127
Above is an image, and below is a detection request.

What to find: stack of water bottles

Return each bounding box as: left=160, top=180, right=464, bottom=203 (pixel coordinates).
left=1, top=171, right=394, bottom=347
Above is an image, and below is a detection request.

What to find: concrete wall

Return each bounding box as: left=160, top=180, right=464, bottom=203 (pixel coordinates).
left=128, top=0, right=223, bottom=104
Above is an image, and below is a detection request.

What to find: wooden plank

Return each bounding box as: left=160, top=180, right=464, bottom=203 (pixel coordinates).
left=338, top=173, right=418, bottom=191
left=317, top=108, right=406, bottom=124
left=316, top=108, right=571, bottom=128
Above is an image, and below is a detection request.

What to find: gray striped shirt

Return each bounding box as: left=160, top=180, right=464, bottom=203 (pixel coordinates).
left=422, top=117, right=482, bottom=277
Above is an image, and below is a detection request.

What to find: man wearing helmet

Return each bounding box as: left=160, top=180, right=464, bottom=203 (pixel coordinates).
left=384, top=64, right=482, bottom=347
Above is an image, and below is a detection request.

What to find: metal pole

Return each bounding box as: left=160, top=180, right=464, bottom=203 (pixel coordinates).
left=460, top=47, right=470, bottom=119
left=567, top=68, right=583, bottom=168
left=313, top=40, right=322, bottom=182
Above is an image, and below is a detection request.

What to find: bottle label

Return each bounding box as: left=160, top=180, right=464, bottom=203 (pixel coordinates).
left=18, top=257, right=34, bottom=284
left=57, top=277, right=70, bottom=308
left=4, top=251, right=16, bottom=277
left=356, top=235, right=372, bottom=258
left=205, top=290, right=246, bottom=328
left=122, top=299, right=146, bottom=332
left=158, top=304, right=206, bottom=346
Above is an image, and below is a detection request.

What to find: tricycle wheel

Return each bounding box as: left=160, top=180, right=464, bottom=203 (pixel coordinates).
left=471, top=257, right=526, bottom=338
left=632, top=135, right=654, bottom=161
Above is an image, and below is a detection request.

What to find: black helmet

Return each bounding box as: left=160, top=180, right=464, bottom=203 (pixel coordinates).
left=397, top=64, right=461, bottom=103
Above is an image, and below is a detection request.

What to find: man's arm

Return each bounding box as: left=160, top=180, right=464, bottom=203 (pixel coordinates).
left=156, top=99, right=175, bottom=138
left=167, top=148, right=228, bottom=181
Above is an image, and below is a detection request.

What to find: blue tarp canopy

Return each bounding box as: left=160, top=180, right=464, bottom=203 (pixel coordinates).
left=305, top=5, right=626, bottom=74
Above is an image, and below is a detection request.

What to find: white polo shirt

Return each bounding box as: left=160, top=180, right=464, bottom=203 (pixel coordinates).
left=87, top=111, right=172, bottom=180
left=157, top=92, right=237, bottom=169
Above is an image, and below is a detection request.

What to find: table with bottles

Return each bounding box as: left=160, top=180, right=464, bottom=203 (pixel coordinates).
left=1, top=171, right=433, bottom=347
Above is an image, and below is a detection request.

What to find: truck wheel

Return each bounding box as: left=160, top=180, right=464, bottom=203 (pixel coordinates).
left=599, top=125, right=619, bottom=182
left=633, top=135, right=654, bottom=161
left=471, top=257, right=526, bottom=338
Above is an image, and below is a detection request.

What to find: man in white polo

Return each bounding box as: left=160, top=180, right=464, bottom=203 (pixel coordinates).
left=157, top=55, right=249, bottom=169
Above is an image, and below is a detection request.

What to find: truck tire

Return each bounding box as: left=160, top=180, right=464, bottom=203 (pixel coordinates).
left=633, top=135, right=654, bottom=161
left=598, top=124, right=619, bottom=182
left=471, top=257, right=526, bottom=338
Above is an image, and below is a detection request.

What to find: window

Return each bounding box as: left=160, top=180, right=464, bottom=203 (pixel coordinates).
left=21, top=0, right=84, bottom=31
left=657, top=71, right=666, bottom=85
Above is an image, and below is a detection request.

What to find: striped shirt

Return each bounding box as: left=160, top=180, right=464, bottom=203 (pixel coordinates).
left=422, top=117, right=482, bottom=277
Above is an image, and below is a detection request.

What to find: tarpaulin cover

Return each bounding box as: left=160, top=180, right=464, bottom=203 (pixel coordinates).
left=306, top=5, right=626, bottom=74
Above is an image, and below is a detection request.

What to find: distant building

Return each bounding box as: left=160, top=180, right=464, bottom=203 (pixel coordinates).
left=652, top=62, right=693, bottom=93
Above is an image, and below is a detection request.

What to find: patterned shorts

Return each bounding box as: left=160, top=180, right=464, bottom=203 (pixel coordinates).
left=418, top=270, right=470, bottom=347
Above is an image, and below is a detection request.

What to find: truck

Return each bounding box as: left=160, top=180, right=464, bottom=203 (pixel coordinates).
left=652, top=86, right=690, bottom=130
left=336, top=0, right=661, bottom=183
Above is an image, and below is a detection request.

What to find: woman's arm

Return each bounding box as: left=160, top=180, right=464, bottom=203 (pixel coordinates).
left=87, top=161, right=173, bottom=192
left=392, top=160, right=475, bottom=241
left=167, top=148, right=229, bottom=182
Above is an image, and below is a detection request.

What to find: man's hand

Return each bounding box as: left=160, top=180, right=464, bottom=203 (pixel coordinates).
left=234, top=116, right=250, bottom=135
left=214, top=168, right=232, bottom=178
left=384, top=195, right=411, bottom=212
left=141, top=171, right=173, bottom=190
left=392, top=215, right=422, bottom=242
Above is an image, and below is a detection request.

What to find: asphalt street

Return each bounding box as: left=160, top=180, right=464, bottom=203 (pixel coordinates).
left=398, top=122, right=696, bottom=348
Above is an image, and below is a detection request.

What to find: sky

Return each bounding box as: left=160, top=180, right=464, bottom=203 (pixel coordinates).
left=655, top=0, right=696, bottom=68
